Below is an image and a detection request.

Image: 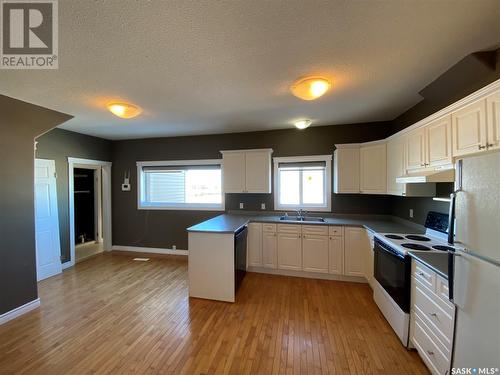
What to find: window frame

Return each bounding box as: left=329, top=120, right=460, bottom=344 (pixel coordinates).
left=273, top=155, right=332, bottom=212
left=137, top=159, right=225, bottom=211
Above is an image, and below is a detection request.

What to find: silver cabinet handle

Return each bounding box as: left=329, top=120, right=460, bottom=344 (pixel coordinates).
left=487, top=143, right=495, bottom=148
left=418, top=272, right=425, bottom=277
left=478, top=145, right=487, bottom=150
left=427, top=350, right=434, bottom=356
left=428, top=312, right=438, bottom=318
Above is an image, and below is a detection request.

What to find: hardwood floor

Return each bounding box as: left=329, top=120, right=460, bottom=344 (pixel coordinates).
left=0, top=252, right=429, bottom=374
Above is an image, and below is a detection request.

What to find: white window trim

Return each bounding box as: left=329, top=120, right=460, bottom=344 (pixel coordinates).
left=136, top=159, right=224, bottom=211
left=273, top=155, right=332, bottom=212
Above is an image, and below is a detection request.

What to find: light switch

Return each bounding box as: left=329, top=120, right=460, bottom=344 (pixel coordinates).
left=409, top=209, right=414, bottom=218
left=261, top=203, right=266, bottom=210
left=239, top=203, right=244, bottom=209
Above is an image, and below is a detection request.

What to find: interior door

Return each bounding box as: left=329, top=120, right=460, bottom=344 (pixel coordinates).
left=35, top=159, right=62, bottom=281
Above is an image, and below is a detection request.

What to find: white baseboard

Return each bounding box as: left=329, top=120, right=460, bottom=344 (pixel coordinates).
left=247, top=266, right=368, bottom=283
left=0, top=298, right=40, bottom=326
left=112, top=245, right=188, bottom=256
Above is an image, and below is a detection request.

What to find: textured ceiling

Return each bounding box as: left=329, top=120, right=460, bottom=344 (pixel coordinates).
left=1, top=0, right=499, bottom=140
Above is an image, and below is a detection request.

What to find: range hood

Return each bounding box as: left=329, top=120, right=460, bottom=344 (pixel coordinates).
left=396, top=168, right=455, bottom=184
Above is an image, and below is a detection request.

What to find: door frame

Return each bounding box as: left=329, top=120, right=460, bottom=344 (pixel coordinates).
left=35, top=158, right=62, bottom=280
left=66, top=157, right=112, bottom=269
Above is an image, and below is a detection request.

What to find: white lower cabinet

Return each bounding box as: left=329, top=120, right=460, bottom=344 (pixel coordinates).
left=328, top=235, right=344, bottom=275
left=277, top=226, right=302, bottom=271
left=248, top=222, right=373, bottom=283
left=302, top=234, right=329, bottom=273
left=410, top=260, right=455, bottom=375
left=344, top=227, right=366, bottom=277
left=262, top=230, right=277, bottom=269
left=247, top=223, right=263, bottom=267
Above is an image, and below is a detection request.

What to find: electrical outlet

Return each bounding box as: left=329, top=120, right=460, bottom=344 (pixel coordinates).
left=172, top=245, right=176, bottom=251
left=239, top=202, right=244, bottom=209
left=409, top=209, right=414, bottom=218
left=261, top=203, right=266, bottom=210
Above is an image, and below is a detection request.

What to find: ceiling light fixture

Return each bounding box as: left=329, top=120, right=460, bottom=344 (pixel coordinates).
left=291, top=76, right=331, bottom=100
left=294, top=119, right=312, bottom=130
left=107, top=102, right=142, bottom=119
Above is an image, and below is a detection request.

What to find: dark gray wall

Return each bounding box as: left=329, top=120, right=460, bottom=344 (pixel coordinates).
left=36, top=128, right=112, bottom=262
left=0, top=95, right=71, bottom=315
left=389, top=48, right=500, bottom=224
left=112, top=122, right=392, bottom=250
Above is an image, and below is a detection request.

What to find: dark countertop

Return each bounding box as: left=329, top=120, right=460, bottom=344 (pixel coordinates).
left=187, top=212, right=425, bottom=235
left=408, top=251, right=449, bottom=279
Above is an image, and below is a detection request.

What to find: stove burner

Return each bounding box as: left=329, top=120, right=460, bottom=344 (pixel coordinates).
left=385, top=234, right=404, bottom=240
left=401, top=243, right=431, bottom=250
left=432, top=245, right=455, bottom=252
left=405, top=235, right=431, bottom=242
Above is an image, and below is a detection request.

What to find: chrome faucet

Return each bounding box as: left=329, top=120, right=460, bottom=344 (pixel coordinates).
left=296, top=209, right=307, bottom=220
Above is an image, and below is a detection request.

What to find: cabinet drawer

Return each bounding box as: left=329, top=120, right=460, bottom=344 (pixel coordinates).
left=262, top=223, right=277, bottom=233
left=412, top=313, right=450, bottom=375
left=302, top=225, right=328, bottom=236
left=413, top=282, right=454, bottom=346
left=413, top=261, right=436, bottom=291
left=328, top=226, right=343, bottom=236
left=278, top=224, right=301, bottom=234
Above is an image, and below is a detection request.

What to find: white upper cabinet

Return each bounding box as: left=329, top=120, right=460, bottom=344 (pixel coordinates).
left=406, top=128, right=426, bottom=171
left=486, top=91, right=500, bottom=151
left=426, top=115, right=452, bottom=167
left=451, top=100, right=487, bottom=157
left=333, top=145, right=360, bottom=193
left=360, top=142, right=386, bottom=194
left=386, top=136, right=405, bottom=196
left=221, top=149, right=273, bottom=193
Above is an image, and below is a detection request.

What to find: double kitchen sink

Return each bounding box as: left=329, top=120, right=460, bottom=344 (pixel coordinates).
left=279, top=215, right=326, bottom=223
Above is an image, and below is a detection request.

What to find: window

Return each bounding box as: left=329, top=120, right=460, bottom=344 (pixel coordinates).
left=274, top=155, right=332, bottom=211
left=137, top=160, right=224, bottom=210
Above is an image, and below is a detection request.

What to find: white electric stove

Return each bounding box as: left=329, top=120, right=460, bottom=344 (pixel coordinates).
left=372, top=211, right=455, bottom=347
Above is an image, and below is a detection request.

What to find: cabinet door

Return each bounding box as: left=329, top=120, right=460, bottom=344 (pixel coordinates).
left=245, top=151, right=271, bottom=193
left=222, top=152, right=246, bottom=193
left=328, top=235, right=344, bottom=275
left=344, top=227, right=365, bottom=277
left=426, top=116, right=452, bottom=167
left=452, top=100, right=487, bottom=157
left=262, top=231, right=277, bottom=269
left=360, top=143, right=386, bottom=194
left=406, top=128, right=426, bottom=171
left=334, top=147, right=360, bottom=193
left=247, top=223, right=262, bottom=267
left=302, top=234, right=329, bottom=273
left=277, top=232, right=302, bottom=270
left=386, top=137, right=404, bottom=196
left=487, top=91, right=500, bottom=151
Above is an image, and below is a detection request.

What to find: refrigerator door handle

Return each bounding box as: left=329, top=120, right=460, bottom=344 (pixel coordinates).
left=448, top=251, right=461, bottom=303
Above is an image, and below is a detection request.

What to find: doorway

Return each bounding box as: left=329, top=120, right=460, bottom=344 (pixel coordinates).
left=74, top=168, right=102, bottom=262
left=67, top=158, right=112, bottom=268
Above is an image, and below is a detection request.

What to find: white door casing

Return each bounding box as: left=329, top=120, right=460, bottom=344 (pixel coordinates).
left=67, top=157, right=112, bottom=268
left=35, top=159, right=62, bottom=281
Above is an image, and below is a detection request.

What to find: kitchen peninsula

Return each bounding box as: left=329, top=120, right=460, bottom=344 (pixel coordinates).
left=187, top=212, right=426, bottom=302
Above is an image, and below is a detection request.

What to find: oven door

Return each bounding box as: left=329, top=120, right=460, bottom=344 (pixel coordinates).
left=374, top=238, right=411, bottom=313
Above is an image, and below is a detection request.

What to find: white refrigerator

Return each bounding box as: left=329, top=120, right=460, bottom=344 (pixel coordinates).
left=450, top=151, right=500, bottom=370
